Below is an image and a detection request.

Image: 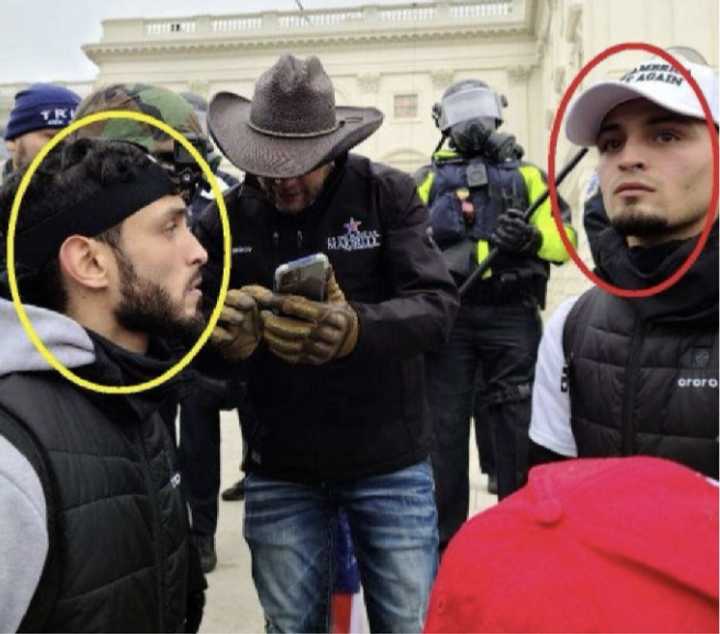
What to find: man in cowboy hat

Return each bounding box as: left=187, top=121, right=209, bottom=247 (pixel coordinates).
left=195, top=54, right=459, bottom=632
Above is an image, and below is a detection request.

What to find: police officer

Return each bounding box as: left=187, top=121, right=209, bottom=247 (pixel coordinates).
left=416, top=79, right=576, bottom=549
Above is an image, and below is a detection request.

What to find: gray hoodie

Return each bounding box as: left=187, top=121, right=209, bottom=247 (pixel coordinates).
left=0, top=298, right=94, bottom=632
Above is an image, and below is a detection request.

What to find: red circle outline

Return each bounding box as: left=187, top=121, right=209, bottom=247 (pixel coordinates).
left=547, top=42, right=719, bottom=298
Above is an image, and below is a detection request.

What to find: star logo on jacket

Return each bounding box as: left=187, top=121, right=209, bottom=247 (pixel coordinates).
left=344, top=217, right=363, bottom=234
left=328, top=216, right=381, bottom=252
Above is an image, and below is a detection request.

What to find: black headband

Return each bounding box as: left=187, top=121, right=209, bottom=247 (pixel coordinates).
left=13, top=161, right=175, bottom=271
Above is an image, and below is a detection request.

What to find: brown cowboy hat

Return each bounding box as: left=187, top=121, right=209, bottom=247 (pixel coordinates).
left=208, top=54, right=384, bottom=179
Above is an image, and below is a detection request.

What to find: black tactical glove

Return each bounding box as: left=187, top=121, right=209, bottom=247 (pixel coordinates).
left=491, top=208, right=542, bottom=255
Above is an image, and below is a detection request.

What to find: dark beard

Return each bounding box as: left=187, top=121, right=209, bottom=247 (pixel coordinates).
left=113, top=249, right=204, bottom=343
left=611, top=213, right=669, bottom=237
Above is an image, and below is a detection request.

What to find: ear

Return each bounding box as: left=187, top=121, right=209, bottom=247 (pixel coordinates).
left=57, top=236, right=114, bottom=291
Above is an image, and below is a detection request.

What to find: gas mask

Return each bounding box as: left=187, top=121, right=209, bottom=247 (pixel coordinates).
left=433, top=83, right=523, bottom=162
left=448, top=119, right=523, bottom=163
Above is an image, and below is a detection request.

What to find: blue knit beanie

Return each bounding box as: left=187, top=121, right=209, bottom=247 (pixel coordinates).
left=4, top=83, right=81, bottom=141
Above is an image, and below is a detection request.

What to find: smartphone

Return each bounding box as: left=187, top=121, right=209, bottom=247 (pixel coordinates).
left=274, top=253, right=330, bottom=301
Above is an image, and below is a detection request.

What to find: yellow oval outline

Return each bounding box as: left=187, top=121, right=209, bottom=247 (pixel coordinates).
left=5, top=110, right=232, bottom=395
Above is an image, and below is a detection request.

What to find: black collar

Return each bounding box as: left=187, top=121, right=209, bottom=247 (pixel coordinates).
left=593, top=223, right=719, bottom=323
left=77, top=330, right=203, bottom=423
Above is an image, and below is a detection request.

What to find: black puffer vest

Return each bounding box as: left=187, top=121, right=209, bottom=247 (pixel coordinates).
left=0, top=334, right=192, bottom=632
left=564, top=227, right=719, bottom=477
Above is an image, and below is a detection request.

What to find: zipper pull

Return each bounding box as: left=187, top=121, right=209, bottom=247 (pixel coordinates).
left=561, top=353, right=572, bottom=393
left=272, top=231, right=279, bottom=250
left=297, top=229, right=303, bottom=251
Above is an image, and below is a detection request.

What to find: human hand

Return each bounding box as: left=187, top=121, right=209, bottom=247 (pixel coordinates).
left=491, top=209, right=542, bottom=255
left=259, top=273, right=358, bottom=365
left=210, top=285, right=273, bottom=360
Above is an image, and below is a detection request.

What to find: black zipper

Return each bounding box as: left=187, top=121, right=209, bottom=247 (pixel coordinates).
left=135, top=423, right=166, bottom=632
left=621, top=318, right=645, bottom=455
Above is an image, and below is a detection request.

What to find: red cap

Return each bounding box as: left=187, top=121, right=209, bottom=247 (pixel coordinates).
left=425, top=457, right=718, bottom=633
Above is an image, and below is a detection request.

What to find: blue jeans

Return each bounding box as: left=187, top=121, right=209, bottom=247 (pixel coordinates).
left=244, top=460, right=438, bottom=633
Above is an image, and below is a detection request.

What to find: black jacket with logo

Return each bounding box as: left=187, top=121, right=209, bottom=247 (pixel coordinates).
left=563, top=226, right=719, bottom=477
left=195, top=153, right=459, bottom=482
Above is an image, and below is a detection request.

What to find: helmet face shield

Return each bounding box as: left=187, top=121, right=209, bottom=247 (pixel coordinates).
left=438, top=87, right=504, bottom=131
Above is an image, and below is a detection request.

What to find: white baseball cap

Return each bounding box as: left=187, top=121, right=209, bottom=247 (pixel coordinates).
left=566, top=55, right=719, bottom=146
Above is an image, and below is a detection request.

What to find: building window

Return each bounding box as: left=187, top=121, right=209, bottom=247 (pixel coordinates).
left=394, top=94, right=418, bottom=119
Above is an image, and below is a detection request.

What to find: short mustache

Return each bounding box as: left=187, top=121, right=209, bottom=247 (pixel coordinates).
left=187, top=273, right=202, bottom=291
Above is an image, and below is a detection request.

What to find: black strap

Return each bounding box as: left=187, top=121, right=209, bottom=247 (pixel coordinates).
left=0, top=406, right=62, bottom=632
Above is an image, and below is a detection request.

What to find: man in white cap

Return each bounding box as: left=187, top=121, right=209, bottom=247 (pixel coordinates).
left=196, top=54, right=459, bottom=632
left=528, top=52, right=718, bottom=478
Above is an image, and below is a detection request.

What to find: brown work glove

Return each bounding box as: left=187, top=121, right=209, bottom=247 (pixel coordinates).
left=324, top=268, right=346, bottom=304
left=210, top=285, right=273, bottom=360
left=258, top=271, right=359, bottom=365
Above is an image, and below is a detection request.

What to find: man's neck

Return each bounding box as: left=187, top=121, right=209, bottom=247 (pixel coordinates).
left=627, top=234, right=685, bottom=248
left=102, top=327, right=148, bottom=355
left=627, top=221, right=707, bottom=248
left=66, top=302, right=148, bottom=355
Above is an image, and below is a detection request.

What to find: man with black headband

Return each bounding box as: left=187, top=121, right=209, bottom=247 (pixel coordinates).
left=72, top=85, right=247, bottom=574
left=197, top=54, right=458, bottom=632
left=528, top=53, right=718, bottom=478
left=0, top=138, right=208, bottom=632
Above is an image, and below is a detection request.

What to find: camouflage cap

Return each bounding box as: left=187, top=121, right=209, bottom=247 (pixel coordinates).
left=73, top=83, right=205, bottom=155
